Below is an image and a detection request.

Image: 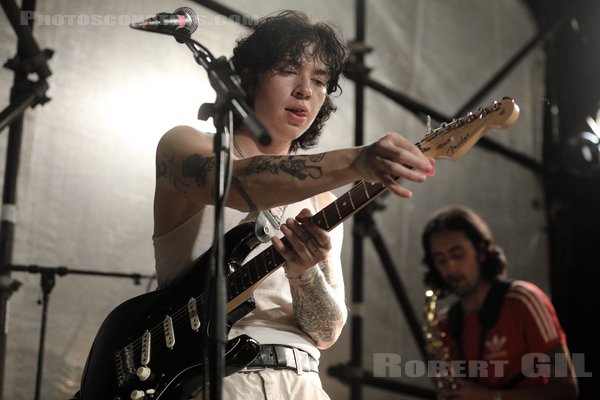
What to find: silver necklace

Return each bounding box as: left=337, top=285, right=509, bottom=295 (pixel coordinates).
left=233, top=136, right=289, bottom=242
left=233, top=136, right=245, bottom=158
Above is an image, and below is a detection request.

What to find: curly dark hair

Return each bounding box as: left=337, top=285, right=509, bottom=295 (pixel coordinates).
left=231, top=10, right=347, bottom=152
left=421, top=205, right=508, bottom=292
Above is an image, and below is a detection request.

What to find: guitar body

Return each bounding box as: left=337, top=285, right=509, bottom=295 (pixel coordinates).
left=79, top=223, right=262, bottom=400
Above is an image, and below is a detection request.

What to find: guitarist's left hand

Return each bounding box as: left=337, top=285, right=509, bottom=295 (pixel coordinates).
left=272, top=207, right=346, bottom=349
left=272, top=207, right=332, bottom=277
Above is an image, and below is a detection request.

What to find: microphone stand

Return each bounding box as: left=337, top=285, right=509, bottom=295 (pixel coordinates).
left=6, top=264, right=153, bottom=400
left=171, top=30, right=271, bottom=400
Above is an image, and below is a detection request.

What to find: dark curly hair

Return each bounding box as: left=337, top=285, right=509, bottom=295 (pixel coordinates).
left=231, top=10, right=347, bottom=152
left=421, top=205, right=508, bottom=292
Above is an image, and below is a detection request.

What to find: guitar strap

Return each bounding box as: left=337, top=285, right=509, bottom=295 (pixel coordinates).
left=447, top=279, right=525, bottom=388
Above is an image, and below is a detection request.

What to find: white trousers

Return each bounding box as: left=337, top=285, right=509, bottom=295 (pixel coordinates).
left=195, top=369, right=331, bottom=400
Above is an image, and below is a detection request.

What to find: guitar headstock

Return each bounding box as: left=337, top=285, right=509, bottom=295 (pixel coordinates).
left=418, top=98, right=519, bottom=161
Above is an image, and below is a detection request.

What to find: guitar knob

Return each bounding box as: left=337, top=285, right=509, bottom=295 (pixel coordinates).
left=136, top=366, right=151, bottom=381
left=130, top=390, right=145, bottom=399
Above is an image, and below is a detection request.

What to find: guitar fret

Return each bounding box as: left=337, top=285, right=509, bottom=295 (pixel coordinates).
left=228, top=278, right=237, bottom=301
left=270, top=246, right=284, bottom=268
left=337, top=192, right=354, bottom=216
left=367, top=182, right=384, bottom=197
left=361, top=182, right=370, bottom=199
left=228, top=279, right=238, bottom=297
left=259, top=255, right=269, bottom=276
left=365, top=182, right=382, bottom=202
left=314, top=211, right=325, bottom=229
left=321, top=208, right=330, bottom=229
left=244, top=261, right=254, bottom=286
left=241, top=268, right=250, bottom=287
left=248, top=263, right=257, bottom=285
left=334, top=198, right=342, bottom=220
left=261, top=251, right=270, bottom=275
left=235, top=269, right=244, bottom=293
left=324, top=208, right=337, bottom=228
left=352, top=183, right=368, bottom=206
left=259, top=250, right=271, bottom=279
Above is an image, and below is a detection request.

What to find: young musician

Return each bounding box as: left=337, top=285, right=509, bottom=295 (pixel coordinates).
left=153, top=10, right=434, bottom=399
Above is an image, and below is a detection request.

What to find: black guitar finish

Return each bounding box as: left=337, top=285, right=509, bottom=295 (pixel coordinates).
left=79, top=223, right=263, bottom=400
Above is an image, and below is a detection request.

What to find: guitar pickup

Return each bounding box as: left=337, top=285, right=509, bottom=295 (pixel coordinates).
left=141, top=330, right=151, bottom=366
left=188, top=297, right=201, bottom=332
left=164, top=315, right=175, bottom=349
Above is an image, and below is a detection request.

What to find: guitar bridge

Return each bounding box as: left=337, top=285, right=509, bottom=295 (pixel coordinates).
left=115, top=344, right=137, bottom=387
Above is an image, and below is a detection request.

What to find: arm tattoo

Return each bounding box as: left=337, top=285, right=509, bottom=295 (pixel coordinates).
left=156, top=159, right=167, bottom=179
left=244, top=156, right=282, bottom=175
left=309, top=153, right=325, bottom=162
left=291, top=271, right=344, bottom=344
left=181, top=154, right=215, bottom=188
left=231, top=177, right=258, bottom=212
left=242, top=155, right=323, bottom=180
left=158, top=152, right=192, bottom=197
left=318, top=259, right=333, bottom=283
left=279, top=159, right=323, bottom=180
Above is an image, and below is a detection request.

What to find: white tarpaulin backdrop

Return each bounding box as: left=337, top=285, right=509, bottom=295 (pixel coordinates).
left=0, top=1, right=545, bottom=399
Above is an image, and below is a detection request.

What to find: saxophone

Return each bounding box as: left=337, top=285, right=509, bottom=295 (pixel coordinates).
left=423, top=289, right=457, bottom=394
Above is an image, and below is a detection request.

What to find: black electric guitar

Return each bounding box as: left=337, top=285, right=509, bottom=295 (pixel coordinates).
left=77, top=98, right=519, bottom=400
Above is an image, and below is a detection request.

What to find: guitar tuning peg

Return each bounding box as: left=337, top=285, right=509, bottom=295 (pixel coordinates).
left=492, top=100, right=501, bottom=111
left=466, top=112, right=477, bottom=122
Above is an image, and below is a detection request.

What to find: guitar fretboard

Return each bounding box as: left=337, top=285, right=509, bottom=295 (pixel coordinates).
left=226, top=179, right=389, bottom=299
left=226, top=98, right=518, bottom=300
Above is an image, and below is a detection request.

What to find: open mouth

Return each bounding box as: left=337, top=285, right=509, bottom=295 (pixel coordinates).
left=286, top=108, right=308, bottom=117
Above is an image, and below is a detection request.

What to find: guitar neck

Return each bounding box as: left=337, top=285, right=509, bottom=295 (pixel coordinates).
left=226, top=180, right=387, bottom=302
left=312, top=138, right=432, bottom=232
left=228, top=98, right=520, bottom=301
left=312, top=180, right=387, bottom=231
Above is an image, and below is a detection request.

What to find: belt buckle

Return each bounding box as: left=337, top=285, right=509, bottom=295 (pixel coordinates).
left=240, top=365, right=268, bottom=372
left=292, top=347, right=303, bottom=375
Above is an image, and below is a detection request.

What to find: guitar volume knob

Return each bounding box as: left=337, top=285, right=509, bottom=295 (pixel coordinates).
left=136, top=366, right=151, bottom=381
left=130, top=390, right=145, bottom=399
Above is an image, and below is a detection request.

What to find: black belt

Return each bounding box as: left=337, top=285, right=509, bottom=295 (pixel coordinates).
left=244, top=344, right=319, bottom=374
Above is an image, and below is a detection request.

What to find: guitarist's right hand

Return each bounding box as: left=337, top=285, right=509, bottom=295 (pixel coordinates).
left=273, top=207, right=332, bottom=278
left=352, top=132, right=435, bottom=199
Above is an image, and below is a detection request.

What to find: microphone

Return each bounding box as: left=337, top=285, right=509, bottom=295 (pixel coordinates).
left=130, top=7, right=199, bottom=35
